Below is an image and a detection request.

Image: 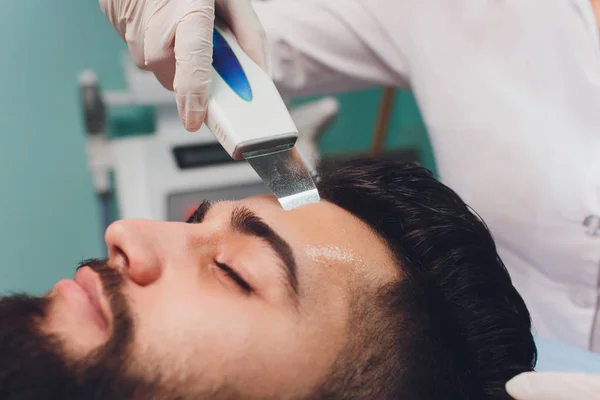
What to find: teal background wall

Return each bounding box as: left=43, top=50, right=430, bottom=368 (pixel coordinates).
left=0, top=1, right=433, bottom=296
left=0, top=0, right=126, bottom=295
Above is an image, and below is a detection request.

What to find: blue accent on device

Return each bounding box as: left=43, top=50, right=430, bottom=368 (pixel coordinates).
left=212, top=30, right=253, bottom=102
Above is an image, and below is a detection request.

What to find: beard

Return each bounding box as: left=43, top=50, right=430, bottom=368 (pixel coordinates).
left=0, top=260, right=356, bottom=400
left=0, top=260, right=268, bottom=400
left=0, top=259, right=161, bottom=400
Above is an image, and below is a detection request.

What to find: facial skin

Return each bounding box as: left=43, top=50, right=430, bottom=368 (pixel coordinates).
left=593, top=0, right=600, bottom=30
left=1, top=195, right=397, bottom=399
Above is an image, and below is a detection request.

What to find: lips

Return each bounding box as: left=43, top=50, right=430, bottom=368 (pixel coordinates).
left=74, top=267, right=109, bottom=331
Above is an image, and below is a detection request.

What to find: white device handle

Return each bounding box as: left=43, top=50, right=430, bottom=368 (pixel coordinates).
left=206, top=22, right=298, bottom=160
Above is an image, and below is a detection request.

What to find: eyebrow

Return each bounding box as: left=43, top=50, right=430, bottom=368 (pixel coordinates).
left=187, top=201, right=299, bottom=299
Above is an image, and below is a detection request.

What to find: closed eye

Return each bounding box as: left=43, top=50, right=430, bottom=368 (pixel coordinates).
left=216, top=261, right=253, bottom=294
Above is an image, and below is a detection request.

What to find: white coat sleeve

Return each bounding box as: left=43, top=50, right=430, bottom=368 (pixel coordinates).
left=251, top=0, right=410, bottom=98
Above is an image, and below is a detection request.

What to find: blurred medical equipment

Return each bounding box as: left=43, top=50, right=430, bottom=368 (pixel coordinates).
left=79, top=71, right=110, bottom=233
left=207, top=22, right=319, bottom=210
left=78, top=57, right=338, bottom=228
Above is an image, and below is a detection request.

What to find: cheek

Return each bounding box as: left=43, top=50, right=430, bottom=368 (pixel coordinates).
left=115, top=271, right=349, bottom=396
left=121, top=277, right=296, bottom=389
left=120, top=281, right=324, bottom=395
left=126, top=283, right=253, bottom=363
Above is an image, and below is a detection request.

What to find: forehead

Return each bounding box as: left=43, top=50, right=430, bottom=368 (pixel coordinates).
left=211, top=195, right=398, bottom=290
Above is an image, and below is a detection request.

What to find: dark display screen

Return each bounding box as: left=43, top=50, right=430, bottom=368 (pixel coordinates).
left=173, top=143, right=241, bottom=169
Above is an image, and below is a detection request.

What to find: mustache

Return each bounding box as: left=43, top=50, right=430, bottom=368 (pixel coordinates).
left=76, top=258, right=108, bottom=271
left=74, top=258, right=130, bottom=345
left=73, top=258, right=134, bottom=359
left=75, top=258, right=124, bottom=295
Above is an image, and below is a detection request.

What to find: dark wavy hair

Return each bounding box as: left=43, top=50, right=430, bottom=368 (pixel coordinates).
left=312, top=158, right=537, bottom=400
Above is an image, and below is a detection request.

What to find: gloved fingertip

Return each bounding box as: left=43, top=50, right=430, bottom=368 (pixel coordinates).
left=182, top=110, right=206, bottom=133
left=183, top=123, right=197, bottom=133
left=182, top=119, right=199, bottom=132
left=177, top=93, right=208, bottom=132
left=505, top=373, right=535, bottom=398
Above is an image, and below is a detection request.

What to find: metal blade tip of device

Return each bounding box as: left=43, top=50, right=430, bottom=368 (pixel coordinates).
left=244, top=146, right=321, bottom=211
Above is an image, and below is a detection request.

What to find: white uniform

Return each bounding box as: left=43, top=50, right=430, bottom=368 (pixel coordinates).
left=253, top=0, right=600, bottom=350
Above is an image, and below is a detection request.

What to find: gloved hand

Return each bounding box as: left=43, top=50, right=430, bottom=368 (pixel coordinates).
left=506, top=371, right=600, bottom=400
left=99, top=0, right=268, bottom=132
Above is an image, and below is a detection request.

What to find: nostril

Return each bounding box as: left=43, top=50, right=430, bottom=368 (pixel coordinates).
left=110, top=247, right=129, bottom=275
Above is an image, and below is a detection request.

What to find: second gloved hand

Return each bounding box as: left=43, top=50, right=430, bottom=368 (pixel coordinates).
left=506, top=371, right=600, bottom=400
left=99, top=0, right=268, bottom=132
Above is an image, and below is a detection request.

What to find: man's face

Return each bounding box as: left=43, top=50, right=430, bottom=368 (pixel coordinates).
left=0, top=196, right=397, bottom=399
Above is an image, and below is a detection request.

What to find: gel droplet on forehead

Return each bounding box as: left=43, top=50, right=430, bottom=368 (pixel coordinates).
left=305, top=246, right=355, bottom=263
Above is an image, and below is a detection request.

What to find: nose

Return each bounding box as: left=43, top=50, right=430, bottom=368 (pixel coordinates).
left=105, top=219, right=184, bottom=286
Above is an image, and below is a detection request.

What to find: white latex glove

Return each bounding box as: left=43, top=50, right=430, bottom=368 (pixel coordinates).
left=506, top=372, right=600, bottom=400
left=99, top=0, right=268, bottom=132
